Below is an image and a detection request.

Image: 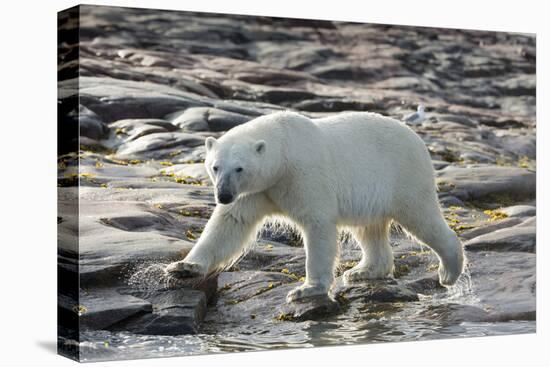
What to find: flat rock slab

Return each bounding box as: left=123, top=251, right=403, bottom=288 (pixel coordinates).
left=516, top=216, right=536, bottom=228
left=436, top=165, right=536, bottom=202
left=63, top=76, right=210, bottom=122
left=332, top=278, right=419, bottom=303
left=464, top=226, right=536, bottom=253
left=59, top=200, right=194, bottom=287
left=111, top=288, right=207, bottom=335
left=468, top=251, right=535, bottom=320
left=79, top=161, right=159, bottom=182
left=459, top=217, right=525, bottom=240
left=160, top=163, right=211, bottom=183
left=217, top=271, right=296, bottom=304
left=79, top=186, right=214, bottom=206
left=115, top=132, right=204, bottom=159
left=207, top=271, right=345, bottom=324
left=78, top=289, right=153, bottom=330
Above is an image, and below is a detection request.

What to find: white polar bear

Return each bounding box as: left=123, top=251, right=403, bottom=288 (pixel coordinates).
left=166, top=111, right=464, bottom=302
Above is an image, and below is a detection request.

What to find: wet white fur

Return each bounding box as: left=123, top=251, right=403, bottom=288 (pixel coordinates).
left=167, top=111, right=465, bottom=302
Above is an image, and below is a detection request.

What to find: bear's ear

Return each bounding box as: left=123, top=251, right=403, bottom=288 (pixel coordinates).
left=254, top=140, right=266, bottom=155
left=205, top=137, right=217, bottom=151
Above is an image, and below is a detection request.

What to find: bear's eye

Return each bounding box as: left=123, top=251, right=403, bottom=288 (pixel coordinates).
left=235, top=167, right=243, bottom=173
left=212, top=166, right=219, bottom=172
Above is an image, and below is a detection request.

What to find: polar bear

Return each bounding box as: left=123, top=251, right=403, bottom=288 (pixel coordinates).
left=166, top=111, right=464, bottom=302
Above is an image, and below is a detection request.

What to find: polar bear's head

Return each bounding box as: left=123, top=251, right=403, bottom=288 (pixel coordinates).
left=204, top=135, right=272, bottom=205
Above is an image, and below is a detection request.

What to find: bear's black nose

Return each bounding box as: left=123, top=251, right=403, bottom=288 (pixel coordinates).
left=217, top=192, right=234, bottom=204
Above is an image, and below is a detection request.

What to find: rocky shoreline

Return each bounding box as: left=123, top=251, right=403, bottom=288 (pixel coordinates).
left=58, top=5, right=535, bottom=361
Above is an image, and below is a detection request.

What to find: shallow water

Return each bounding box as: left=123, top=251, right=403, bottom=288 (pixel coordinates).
left=70, top=276, right=535, bottom=362
left=73, top=316, right=534, bottom=362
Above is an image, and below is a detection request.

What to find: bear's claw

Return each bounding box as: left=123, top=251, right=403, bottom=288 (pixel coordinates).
left=165, top=261, right=205, bottom=279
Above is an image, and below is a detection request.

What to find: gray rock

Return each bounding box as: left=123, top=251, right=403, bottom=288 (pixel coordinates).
left=436, top=165, right=536, bottom=202
left=170, top=108, right=209, bottom=131
left=160, top=163, right=210, bottom=183
left=499, top=134, right=536, bottom=159
left=65, top=76, right=210, bottom=122
left=459, top=151, right=495, bottom=164
left=258, top=88, right=317, bottom=104
left=78, top=158, right=159, bottom=183
left=373, top=76, right=438, bottom=92
left=107, top=119, right=178, bottom=146
left=432, top=160, right=450, bottom=170
left=211, top=271, right=306, bottom=323
left=515, top=216, right=536, bottom=228
left=239, top=240, right=304, bottom=273
left=467, top=251, right=535, bottom=320
left=115, top=132, right=204, bottom=159
left=78, top=289, right=153, bottom=330
left=111, top=289, right=208, bottom=335
left=332, top=278, right=419, bottom=303
left=75, top=105, right=109, bottom=140
left=437, top=114, right=479, bottom=128
left=277, top=295, right=340, bottom=321
left=459, top=217, right=525, bottom=240
left=211, top=100, right=272, bottom=117
left=255, top=42, right=338, bottom=70
left=500, top=205, right=536, bottom=217
left=217, top=271, right=296, bottom=305
left=438, top=195, right=465, bottom=208
left=500, top=96, right=536, bottom=119
left=495, top=75, right=536, bottom=97
left=58, top=200, right=195, bottom=287
left=464, top=227, right=536, bottom=253
left=78, top=136, right=108, bottom=152
left=311, top=62, right=376, bottom=80
left=170, top=107, right=252, bottom=132
left=293, top=98, right=380, bottom=113
left=406, top=274, right=445, bottom=294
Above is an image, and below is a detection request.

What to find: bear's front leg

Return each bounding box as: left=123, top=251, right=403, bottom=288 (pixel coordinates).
left=166, top=193, right=274, bottom=278
left=287, top=220, right=338, bottom=302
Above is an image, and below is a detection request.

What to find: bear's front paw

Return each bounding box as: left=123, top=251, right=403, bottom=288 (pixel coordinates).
left=286, top=284, right=328, bottom=303
left=165, top=261, right=206, bottom=279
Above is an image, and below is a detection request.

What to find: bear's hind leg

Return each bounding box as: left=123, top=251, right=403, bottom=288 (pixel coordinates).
left=343, top=221, right=394, bottom=284
left=396, top=201, right=464, bottom=286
